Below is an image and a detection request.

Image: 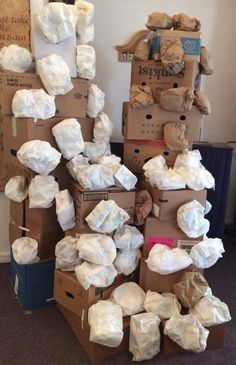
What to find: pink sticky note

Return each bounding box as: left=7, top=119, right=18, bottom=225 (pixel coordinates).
left=147, top=236, right=174, bottom=252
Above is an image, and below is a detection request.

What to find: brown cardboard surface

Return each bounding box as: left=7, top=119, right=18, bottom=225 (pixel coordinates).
left=54, top=270, right=139, bottom=319
left=123, top=139, right=181, bottom=173
left=131, top=60, right=200, bottom=103
left=139, top=257, right=197, bottom=293
left=54, top=270, right=101, bottom=318
left=122, top=102, right=202, bottom=141
left=152, top=30, right=201, bottom=62
left=57, top=303, right=130, bottom=364
left=1, top=71, right=88, bottom=117
left=0, top=1, right=30, bottom=50
left=143, top=216, right=203, bottom=257
left=3, top=115, right=94, bottom=172
left=9, top=199, right=64, bottom=260
left=160, top=320, right=226, bottom=355
left=150, top=187, right=207, bottom=221
left=69, top=181, right=136, bottom=230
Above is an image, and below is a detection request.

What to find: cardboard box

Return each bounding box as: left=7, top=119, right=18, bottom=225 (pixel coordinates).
left=143, top=216, right=203, bottom=257
left=9, top=200, right=64, bottom=260
left=1, top=71, right=88, bottom=118
left=150, top=187, right=207, bottom=221
left=139, top=257, right=199, bottom=293
left=54, top=269, right=139, bottom=318
left=3, top=115, right=94, bottom=163
left=0, top=0, right=30, bottom=50
left=160, top=320, right=226, bottom=355
left=10, top=255, right=55, bottom=311
left=123, top=139, right=180, bottom=173
left=57, top=303, right=130, bottom=364
left=152, top=30, right=201, bottom=61
left=69, top=181, right=136, bottom=230
left=131, top=60, right=200, bottom=103
left=122, top=102, right=202, bottom=141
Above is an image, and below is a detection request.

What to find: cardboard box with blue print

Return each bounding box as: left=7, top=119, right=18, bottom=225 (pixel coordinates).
left=152, top=29, right=201, bottom=61
left=122, top=102, right=202, bottom=142
left=131, top=60, right=200, bottom=103
left=69, top=181, right=136, bottom=231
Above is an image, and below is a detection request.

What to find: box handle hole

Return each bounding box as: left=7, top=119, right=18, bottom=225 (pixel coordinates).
left=134, top=149, right=140, bottom=154
left=65, top=291, right=75, bottom=299
left=146, top=114, right=152, bottom=120
left=180, top=115, right=186, bottom=120
left=163, top=151, right=169, bottom=156
left=10, top=149, right=17, bottom=157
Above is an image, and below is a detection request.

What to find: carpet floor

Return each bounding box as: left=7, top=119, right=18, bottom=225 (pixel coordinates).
left=1, top=235, right=236, bottom=365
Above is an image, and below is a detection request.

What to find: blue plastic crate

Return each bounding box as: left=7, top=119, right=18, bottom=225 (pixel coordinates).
left=10, top=256, right=55, bottom=311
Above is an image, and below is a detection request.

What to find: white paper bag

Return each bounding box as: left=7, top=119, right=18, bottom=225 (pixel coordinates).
left=0, top=45, right=33, bottom=73
left=110, top=282, right=145, bottom=316
left=75, top=164, right=114, bottom=189
left=5, top=176, right=28, bottom=203
left=98, top=155, right=121, bottom=173
left=12, top=89, right=56, bottom=120
left=77, top=233, right=116, bottom=266
left=12, top=237, right=39, bottom=265
left=190, top=238, right=225, bottom=268
left=189, top=295, right=231, bottom=327
left=113, top=225, right=144, bottom=251
left=174, top=149, right=202, bottom=169
left=146, top=244, right=192, bottom=275
left=129, top=313, right=161, bottom=361
left=176, top=166, right=215, bottom=191
left=84, top=140, right=111, bottom=163
left=164, top=312, right=209, bottom=353
left=37, top=54, right=73, bottom=96
left=28, top=175, right=59, bottom=208
left=52, top=118, right=85, bottom=160
left=177, top=200, right=210, bottom=238
left=55, top=190, right=75, bottom=231
left=143, top=155, right=167, bottom=171
left=93, top=112, right=113, bottom=142
left=55, top=236, right=81, bottom=271
left=114, top=165, right=137, bottom=191
left=85, top=200, right=130, bottom=233
left=114, top=249, right=141, bottom=276
left=147, top=168, right=185, bottom=190
left=75, top=0, right=94, bottom=44
left=36, top=3, right=78, bottom=44
left=87, top=84, right=105, bottom=118
left=17, top=140, right=61, bottom=175
left=76, top=45, right=96, bottom=79
left=88, top=300, right=123, bottom=347
left=144, top=291, right=181, bottom=319
left=66, top=154, right=89, bottom=180
left=75, top=261, right=117, bottom=290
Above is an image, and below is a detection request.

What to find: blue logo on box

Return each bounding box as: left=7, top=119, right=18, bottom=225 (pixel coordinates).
left=152, top=35, right=201, bottom=56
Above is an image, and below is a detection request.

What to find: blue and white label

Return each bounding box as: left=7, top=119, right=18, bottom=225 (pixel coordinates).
left=152, top=35, right=201, bottom=56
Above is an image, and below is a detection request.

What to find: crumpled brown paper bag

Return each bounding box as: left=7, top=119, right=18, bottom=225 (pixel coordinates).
left=134, top=190, right=152, bottom=225
left=134, top=39, right=151, bottom=61
left=173, top=271, right=209, bottom=308
left=172, top=13, right=201, bottom=31
left=146, top=12, right=173, bottom=31
left=160, top=87, right=194, bottom=113
left=129, top=84, right=155, bottom=109
left=200, top=47, right=213, bottom=75
left=161, top=39, right=184, bottom=75
left=194, top=90, right=211, bottom=115
left=163, top=122, right=189, bottom=151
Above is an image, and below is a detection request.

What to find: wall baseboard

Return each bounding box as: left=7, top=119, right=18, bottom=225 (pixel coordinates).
left=0, top=252, right=11, bottom=263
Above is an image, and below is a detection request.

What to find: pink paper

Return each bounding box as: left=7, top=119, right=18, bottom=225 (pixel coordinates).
left=147, top=236, right=174, bottom=252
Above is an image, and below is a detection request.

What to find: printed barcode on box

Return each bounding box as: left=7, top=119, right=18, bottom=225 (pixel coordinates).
left=83, top=193, right=108, bottom=201
left=177, top=240, right=199, bottom=253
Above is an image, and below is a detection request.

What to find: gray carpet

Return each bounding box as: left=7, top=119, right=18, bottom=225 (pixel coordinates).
left=0, top=236, right=236, bottom=365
